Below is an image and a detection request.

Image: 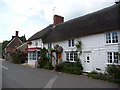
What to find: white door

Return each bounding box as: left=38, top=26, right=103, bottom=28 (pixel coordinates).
left=84, top=52, right=92, bottom=72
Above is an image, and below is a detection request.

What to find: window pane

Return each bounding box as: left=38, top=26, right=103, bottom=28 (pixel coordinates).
left=70, top=53, right=73, bottom=61
left=33, top=52, right=36, bottom=60
left=30, top=52, right=32, bottom=60
left=72, top=39, right=74, bottom=46
left=114, top=52, right=118, bottom=63
left=112, top=32, right=118, bottom=43
left=74, top=52, right=78, bottom=61
left=68, top=40, right=71, bottom=47
left=106, top=33, right=111, bottom=43
left=66, top=53, right=69, bottom=61
left=107, top=52, right=112, bottom=63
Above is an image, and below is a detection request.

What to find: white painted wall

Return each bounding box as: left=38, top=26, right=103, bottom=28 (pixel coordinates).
left=44, top=30, right=120, bottom=73
left=27, top=30, right=120, bottom=71
left=28, top=39, right=43, bottom=66
left=28, top=39, right=43, bottom=48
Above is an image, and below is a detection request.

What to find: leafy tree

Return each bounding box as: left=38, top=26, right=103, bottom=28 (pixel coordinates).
left=2, top=40, right=9, bottom=50
left=2, top=40, right=9, bottom=58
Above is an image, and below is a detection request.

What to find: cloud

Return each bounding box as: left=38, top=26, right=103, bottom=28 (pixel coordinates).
left=52, top=0, right=115, bottom=20
left=0, top=0, right=115, bottom=42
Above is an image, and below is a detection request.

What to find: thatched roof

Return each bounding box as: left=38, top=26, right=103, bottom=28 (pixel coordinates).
left=43, top=4, right=120, bottom=43
left=28, top=24, right=53, bottom=41
left=28, top=4, right=120, bottom=43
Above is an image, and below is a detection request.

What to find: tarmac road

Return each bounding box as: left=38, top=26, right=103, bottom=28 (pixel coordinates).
left=1, top=60, right=119, bottom=89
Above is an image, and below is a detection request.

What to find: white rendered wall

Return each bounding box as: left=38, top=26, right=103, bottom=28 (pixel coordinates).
left=44, top=30, right=120, bottom=73
left=28, top=39, right=43, bottom=48
left=28, top=39, right=43, bottom=66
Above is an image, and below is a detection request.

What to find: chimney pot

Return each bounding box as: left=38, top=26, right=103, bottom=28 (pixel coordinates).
left=16, top=31, right=18, bottom=37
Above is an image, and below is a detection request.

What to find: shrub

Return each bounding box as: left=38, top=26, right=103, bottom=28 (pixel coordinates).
left=11, top=53, right=20, bottom=64
left=106, top=64, right=120, bottom=79
left=37, top=47, right=49, bottom=68
left=55, top=62, right=83, bottom=75
left=43, top=61, right=54, bottom=70
left=11, top=53, right=26, bottom=64
left=38, top=60, right=47, bottom=68
left=87, top=69, right=120, bottom=84
left=55, top=63, right=64, bottom=72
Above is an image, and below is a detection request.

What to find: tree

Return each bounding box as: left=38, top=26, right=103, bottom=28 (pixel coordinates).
left=2, top=40, right=9, bottom=58
left=2, top=40, right=9, bottom=50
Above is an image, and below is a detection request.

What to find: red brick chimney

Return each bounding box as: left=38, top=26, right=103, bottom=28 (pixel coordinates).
left=16, top=31, right=18, bottom=37
left=53, top=15, right=64, bottom=26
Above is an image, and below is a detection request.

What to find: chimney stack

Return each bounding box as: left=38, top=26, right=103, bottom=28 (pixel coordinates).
left=16, top=31, right=18, bottom=37
left=53, top=15, right=64, bottom=26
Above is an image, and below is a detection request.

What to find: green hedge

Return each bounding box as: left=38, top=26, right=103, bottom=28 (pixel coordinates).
left=11, top=53, right=25, bottom=64
left=11, top=53, right=20, bottom=64
left=87, top=73, right=120, bottom=84
left=106, top=64, right=120, bottom=79
left=87, top=66, right=120, bottom=84
left=38, top=60, right=54, bottom=70
left=55, top=62, right=83, bottom=75
left=43, top=61, right=54, bottom=70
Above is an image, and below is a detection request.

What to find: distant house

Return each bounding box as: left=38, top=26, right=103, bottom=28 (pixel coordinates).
left=28, top=3, right=120, bottom=73
left=4, top=31, right=26, bottom=60
left=16, top=42, right=28, bottom=53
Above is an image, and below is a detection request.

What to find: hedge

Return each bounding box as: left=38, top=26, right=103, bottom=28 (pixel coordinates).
left=55, top=62, right=83, bottom=75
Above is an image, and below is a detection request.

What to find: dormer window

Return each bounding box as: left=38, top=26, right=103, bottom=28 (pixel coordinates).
left=106, top=32, right=118, bottom=44
left=68, top=39, right=74, bottom=47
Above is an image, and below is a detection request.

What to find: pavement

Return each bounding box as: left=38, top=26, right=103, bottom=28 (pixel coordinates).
left=1, top=59, right=120, bottom=88
left=21, top=63, right=33, bottom=67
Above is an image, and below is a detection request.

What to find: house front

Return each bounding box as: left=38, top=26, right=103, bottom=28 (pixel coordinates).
left=4, top=31, right=26, bottom=61
left=27, top=24, right=55, bottom=66
left=28, top=3, right=120, bottom=73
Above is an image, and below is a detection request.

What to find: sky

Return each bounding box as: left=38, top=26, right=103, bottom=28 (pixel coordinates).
left=0, top=0, right=116, bottom=42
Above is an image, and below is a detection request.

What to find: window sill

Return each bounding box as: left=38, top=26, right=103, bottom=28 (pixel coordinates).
left=105, top=43, right=119, bottom=46
left=69, top=61, right=76, bottom=63
left=106, top=63, right=120, bottom=65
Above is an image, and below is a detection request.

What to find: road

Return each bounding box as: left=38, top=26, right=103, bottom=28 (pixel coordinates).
left=1, top=59, right=119, bottom=88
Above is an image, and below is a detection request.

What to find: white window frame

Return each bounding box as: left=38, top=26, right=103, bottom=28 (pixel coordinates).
left=106, top=32, right=118, bottom=44
left=107, top=52, right=119, bottom=64
left=66, top=52, right=78, bottom=62
left=68, top=39, right=75, bottom=47
left=29, top=51, right=37, bottom=60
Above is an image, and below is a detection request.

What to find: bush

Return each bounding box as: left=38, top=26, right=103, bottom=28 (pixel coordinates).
left=87, top=69, right=120, bottom=84
left=11, top=53, right=26, bottom=64
left=55, top=63, right=64, bottom=72
left=106, top=64, right=120, bottom=79
left=43, top=61, right=54, bottom=70
left=11, top=53, right=20, bottom=64
left=55, top=62, right=83, bottom=75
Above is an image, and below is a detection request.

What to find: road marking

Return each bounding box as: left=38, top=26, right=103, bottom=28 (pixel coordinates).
left=1, top=66, right=8, bottom=70
left=44, top=75, right=58, bottom=88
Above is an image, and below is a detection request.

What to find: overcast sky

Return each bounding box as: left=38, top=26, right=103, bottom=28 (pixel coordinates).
left=0, top=0, right=115, bottom=42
